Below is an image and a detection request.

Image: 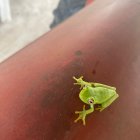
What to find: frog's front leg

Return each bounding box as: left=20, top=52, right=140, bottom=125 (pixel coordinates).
left=96, top=93, right=119, bottom=112
left=93, top=83, right=116, bottom=90
left=74, top=104, right=94, bottom=125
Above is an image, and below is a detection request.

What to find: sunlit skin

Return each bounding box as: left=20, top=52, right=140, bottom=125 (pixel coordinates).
left=73, top=76, right=119, bottom=125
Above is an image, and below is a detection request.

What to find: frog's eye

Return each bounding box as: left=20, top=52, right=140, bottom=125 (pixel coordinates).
left=88, top=99, right=94, bottom=104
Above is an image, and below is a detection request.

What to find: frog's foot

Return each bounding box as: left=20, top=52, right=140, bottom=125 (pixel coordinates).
left=73, top=76, right=92, bottom=89
left=73, top=76, right=83, bottom=83
left=95, top=107, right=102, bottom=111
left=74, top=105, right=87, bottom=125
left=95, top=104, right=103, bottom=111
left=95, top=106, right=105, bottom=112
left=73, top=76, right=84, bottom=89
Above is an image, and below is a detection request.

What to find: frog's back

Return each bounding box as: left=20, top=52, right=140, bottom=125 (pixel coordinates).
left=92, top=87, right=116, bottom=104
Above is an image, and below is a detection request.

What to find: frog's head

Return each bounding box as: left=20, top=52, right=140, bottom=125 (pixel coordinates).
left=79, top=86, right=95, bottom=105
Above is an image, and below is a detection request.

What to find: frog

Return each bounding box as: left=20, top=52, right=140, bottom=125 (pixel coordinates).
left=73, top=76, right=119, bottom=125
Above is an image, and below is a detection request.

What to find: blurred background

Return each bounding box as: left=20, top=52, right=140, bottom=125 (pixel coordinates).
left=0, top=0, right=86, bottom=63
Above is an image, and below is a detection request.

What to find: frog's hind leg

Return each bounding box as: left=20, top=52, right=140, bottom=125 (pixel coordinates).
left=99, top=93, right=119, bottom=112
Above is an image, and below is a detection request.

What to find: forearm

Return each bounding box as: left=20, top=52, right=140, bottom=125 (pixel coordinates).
left=86, top=105, right=94, bottom=114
